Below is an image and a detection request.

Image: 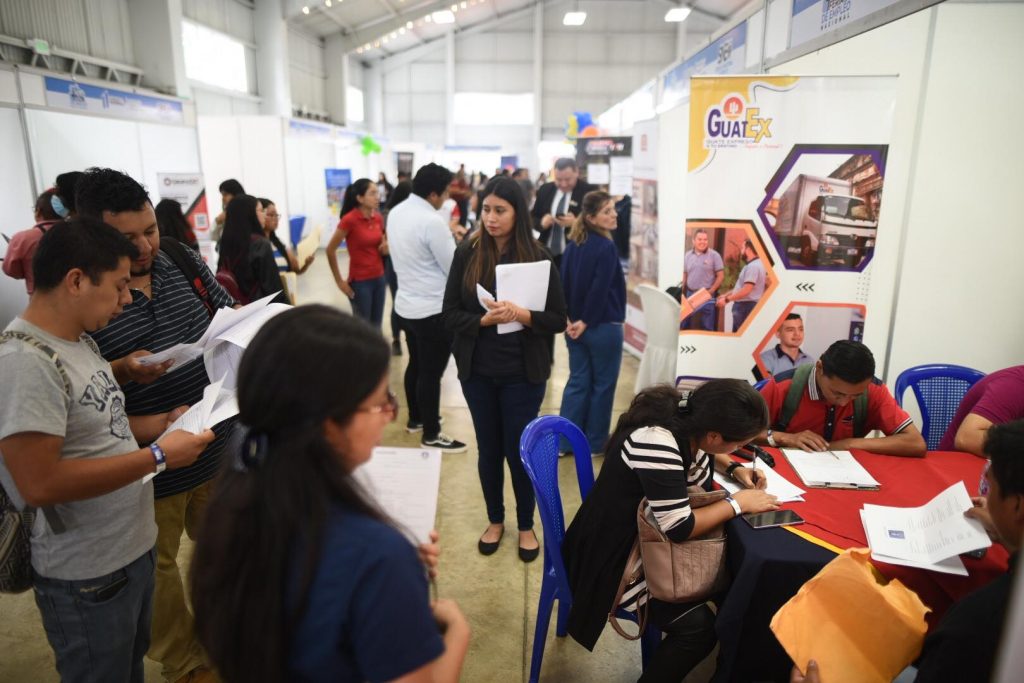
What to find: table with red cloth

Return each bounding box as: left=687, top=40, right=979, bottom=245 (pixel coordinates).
left=711, top=448, right=1009, bottom=683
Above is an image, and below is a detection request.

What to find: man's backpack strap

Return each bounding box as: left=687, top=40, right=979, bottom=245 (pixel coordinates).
left=853, top=390, right=869, bottom=438
left=160, top=236, right=216, bottom=318
left=774, top=363, right=814, bottom=433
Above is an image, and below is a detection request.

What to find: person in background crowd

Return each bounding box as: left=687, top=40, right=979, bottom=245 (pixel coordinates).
left=717, top=239, right=765, bottom=332
left=758, top=340, right=927, bottom=457
left=190, top=306, right=470, bottom=683
left=257, top=197, right=314, bottom=275
left=759, top=313, right=815, bottom=378
left=535, top=171, right=548, bottom=188
left=792, top=419, right=1024, bottom=683
left=3, top=187, right=64, bottom=294
left=513, top=168, right=535, bottom=208
left=217, top=194, right=285, bottom=304
left=154, top=199, right=199, bottom=251
left=382, top=180, right=413, bottom=357
left=563, top=381, right=779, bottom=682
left=326, top=178, right=387, bottom=330
left=212, top=178, right=245, bottom=243
left=387, top=163, right=467, bottom=452
left=449, top=165, right=471, bottom=227
left=443, top=176, right=567, bottom=562
left=376, top=171, right=394, bottom=205
left=531, top=158, right=595, bottom=269
left=559, top=190, right=626, bottom=456
left=939, top=364, right=1024, bottom=456
left=76, top=167, right=237, bottom=683
left=683, top=228, right=724, bottom=331
left=612, top=194, right=632, bottom=261
left=0, top=219, right=213, bottom=683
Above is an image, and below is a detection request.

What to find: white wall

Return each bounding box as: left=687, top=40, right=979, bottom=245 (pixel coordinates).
left=0, top=104, right=34, bottom=328
left=289, top=28, right=327, bottom=115
left=0, top=0, right=135, bottom=65
left=656, top=104, right=689, bottom=291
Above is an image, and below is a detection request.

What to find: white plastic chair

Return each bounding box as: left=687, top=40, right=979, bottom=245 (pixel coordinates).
left=635, top=284, right=681, bottom=392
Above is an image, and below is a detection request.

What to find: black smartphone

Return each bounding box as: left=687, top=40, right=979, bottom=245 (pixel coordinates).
left=963, top=547, right=987, bottom=559
left=742, top=510, right=805, bottom=529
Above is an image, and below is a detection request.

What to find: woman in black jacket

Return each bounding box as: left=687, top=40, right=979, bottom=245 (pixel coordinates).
left=442, top=177, right=567, bottom=562
left=217, top=194, right=286, bottom=304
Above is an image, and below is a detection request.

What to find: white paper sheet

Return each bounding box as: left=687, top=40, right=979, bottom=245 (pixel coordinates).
left=353, top=447, right=442, bottom=544
left=861, top=481, right=991, bottom=565
left=296, top=226, right=321, bottom=264
left=203, top=302, right=290, bottom=392
left=713, top=462, right=806, bottom=503
left=609, top=156, right=634, bottom=196
left=587, top=163, right=610, bottom=184
left=494, top=260, right=550, bottom=334
left=860, top=511, right=968, bottom=576
left=134, top=342, right=202, bottom=371
left=476, top=284, right=495, bottom=311
left=783, top=449, right=880, bottom=489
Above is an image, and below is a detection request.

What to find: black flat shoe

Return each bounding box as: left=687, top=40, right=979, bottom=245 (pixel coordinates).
left=478, top=526, right=504, bottom=555
left=518, top=531, right=540, bottom=563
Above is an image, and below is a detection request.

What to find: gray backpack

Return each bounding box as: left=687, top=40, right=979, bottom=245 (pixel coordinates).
left=0, top=331, right=69, bottom=593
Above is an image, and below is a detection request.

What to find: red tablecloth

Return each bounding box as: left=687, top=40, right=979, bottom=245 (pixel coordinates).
left=768, top=447, right=1009, bottom=627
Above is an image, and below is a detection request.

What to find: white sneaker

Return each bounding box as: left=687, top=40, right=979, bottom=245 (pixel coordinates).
left=422, top=433, right=467, bottom=453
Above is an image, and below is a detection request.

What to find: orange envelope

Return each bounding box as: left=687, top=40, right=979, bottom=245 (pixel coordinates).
left=679, top=288, right=712, bottom=321
left=770, top=549, right=930, bottom=683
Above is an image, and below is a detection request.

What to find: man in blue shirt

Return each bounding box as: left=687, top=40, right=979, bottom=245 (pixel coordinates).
left=682, top=228, right=724, bottom=330
left=717, top=239, right=765, bottom=332
left=759, top=313, right=814, bottom=378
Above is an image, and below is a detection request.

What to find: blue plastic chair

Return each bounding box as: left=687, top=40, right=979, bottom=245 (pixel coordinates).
left=519, top=415, right=659, bottom=683
left=894, top=364, right=986, bottom=450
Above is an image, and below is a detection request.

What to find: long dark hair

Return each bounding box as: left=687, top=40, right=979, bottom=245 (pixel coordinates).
left=463, top=176, right=544, bottom=293
left=217, top=194, right=263, bottom=291
left=155, top=199, right=197, bottom=247
left=606, top=380, right=769, bottom=464
left=191, top=305, right=390, bottom=683
left=384, top=180, right=413, bottom=213
left=339, top=178, right=374, bottom=218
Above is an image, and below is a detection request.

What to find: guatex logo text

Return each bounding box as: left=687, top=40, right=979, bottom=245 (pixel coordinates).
left=705, top=95, right=772, bottom=148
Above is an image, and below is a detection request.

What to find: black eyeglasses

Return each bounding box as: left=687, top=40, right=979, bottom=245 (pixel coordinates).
left=356, top=391, right=399, bottom=422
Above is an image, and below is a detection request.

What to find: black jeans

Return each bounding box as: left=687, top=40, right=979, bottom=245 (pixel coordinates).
left=399, top=313, right=452, bottom=439
left=639, top=600, right=717, bottom=683
left=460, top=374, right=545, bottom=531
left=383, top=255, right=401, bottom=343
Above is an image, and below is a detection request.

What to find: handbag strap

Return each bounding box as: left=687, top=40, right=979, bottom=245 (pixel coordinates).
left=607, top=539, right=647, bottom=641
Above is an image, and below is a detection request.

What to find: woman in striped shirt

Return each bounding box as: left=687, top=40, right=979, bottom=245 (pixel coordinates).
left=563, top=380, right=779, bottom=682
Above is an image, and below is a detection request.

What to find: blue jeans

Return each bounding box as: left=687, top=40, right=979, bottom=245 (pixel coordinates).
left=461, top=374, right=546, bottom=531
left=350, top=276, right=386, bottom=330
left=731, top=300, right=757, bottom=332
left=685, top=290, right=716, bottom=331
left=32, top=548, right=156, bottom=683
left=559, top=323, right=624, bottom=453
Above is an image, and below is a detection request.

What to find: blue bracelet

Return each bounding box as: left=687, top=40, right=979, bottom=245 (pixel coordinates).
left=149, top=442, right=167, bottom=474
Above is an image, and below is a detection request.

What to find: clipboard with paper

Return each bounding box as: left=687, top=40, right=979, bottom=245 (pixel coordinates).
left=493, top=260, right=550, bottom=334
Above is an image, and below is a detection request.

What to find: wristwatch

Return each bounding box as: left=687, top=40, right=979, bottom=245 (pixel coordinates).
left=725, top=461, right=743, bottom=481
left=724, top=495, right=742, bottom=517
left=766, top=429, right=778, bottom=448
left=149, top=442, right=167, bottom=474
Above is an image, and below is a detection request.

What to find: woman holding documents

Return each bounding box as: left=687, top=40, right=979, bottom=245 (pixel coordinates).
left=327, top=178, right=387, bottom=329
left=562, top=380, right=780, bottom=682
left=558, top=190, right=626, bottom=455
left=442, top=176, right=568, bottom=562
left=191, top=306, right=470, bottom=682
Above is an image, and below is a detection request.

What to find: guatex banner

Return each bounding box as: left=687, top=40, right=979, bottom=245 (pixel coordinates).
left=677, top=75, right=897, bottom=383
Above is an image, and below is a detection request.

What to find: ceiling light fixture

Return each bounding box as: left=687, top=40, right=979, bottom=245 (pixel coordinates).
left=450, top=4, right=458, bottom=12
left=406, top=21, right=413, bottom=28
left=562, top=11, right=586, bottom=26
left=301, top=6, right=310, bottom=15
left=425, top=14, right=433, bottom=23
left=432, top=9, right=455, bottom=23
left=460, top=1, right=468, bottom=8
left=399, top=27, right=406, bottom=35
left=664, top=7, right=691, bottom=22
left=325, top=0, right=332, bottom=7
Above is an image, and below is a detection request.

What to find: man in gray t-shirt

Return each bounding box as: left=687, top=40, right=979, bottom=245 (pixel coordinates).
left=0, top=219, right=212, bottom=682
left=717, top=239, right=767, bottom=333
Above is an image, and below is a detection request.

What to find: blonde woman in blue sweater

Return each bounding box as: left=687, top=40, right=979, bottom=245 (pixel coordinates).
left=559, top=191, right=626, bottom=455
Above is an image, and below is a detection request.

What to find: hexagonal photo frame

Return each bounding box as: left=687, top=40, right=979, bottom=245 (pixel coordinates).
left=757, top=145, right=888, bottom=272
left=680, top=219, right=778, bottom=336
left=752, top=301, right=866, bottom=380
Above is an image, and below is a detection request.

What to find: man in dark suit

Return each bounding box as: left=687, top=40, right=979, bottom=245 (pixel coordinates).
left=531, top=158, right=594, bottom=268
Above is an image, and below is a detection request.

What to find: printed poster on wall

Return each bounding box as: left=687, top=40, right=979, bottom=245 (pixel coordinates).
left=678, top=75, right=896, bottom=383
left=325, top=168, right=352, bottom=217
left=790, top=0, right=904, bottom=49
left=157, top=172, right=212, bottom=263
left=44, top=76, right=185, bottom=124
left=576, top=137, right=632, bottom=193
left=625, top=119, right=659, bottom=355
left=661, top=23, right=747, bottom=110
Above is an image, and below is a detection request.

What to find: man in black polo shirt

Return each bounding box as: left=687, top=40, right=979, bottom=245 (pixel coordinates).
left=77, top=168, right=236, bottom=683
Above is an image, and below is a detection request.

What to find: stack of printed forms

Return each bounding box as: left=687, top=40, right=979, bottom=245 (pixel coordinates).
left=860, top=481, right=991, bottom=576
left=713, top=461, right=806, bottom=503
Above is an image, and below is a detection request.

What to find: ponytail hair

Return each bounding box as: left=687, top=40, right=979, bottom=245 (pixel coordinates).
left=568, top=190, right=613, bottom=245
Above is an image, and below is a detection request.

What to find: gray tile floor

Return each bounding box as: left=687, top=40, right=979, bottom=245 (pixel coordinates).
left=0, top=251, right=715, bottom=682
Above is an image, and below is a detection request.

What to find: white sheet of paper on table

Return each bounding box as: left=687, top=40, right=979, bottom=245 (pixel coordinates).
left=494, top=260, right=550, bottom=334
left=354, top=447, right=442, bottom=544
left=783, top=449, right=881, bottom=489
left=859, top=511, right=968, bottom=576
left=712, top=462, right=805, bottom=503
left=861, top=481, right=990, bottom=565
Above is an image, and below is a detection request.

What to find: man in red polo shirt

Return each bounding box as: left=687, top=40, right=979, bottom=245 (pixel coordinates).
left=758, top=340, right=927, bottom=457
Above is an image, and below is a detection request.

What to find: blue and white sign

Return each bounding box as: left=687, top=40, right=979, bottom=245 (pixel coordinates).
left=325, top=168, right=352, bottom=217
left=661, top=23, right=748, bottom=109
left=43, top=76, right=184, bottom=124
left=790, top=0, right=903, bottom=49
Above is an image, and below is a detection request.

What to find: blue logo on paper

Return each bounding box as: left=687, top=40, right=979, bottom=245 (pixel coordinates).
left=888, top=530, right=905, bottom=540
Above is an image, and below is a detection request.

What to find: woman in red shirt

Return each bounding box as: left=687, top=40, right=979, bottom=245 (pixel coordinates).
left=327, top=179, right=387, bottom=329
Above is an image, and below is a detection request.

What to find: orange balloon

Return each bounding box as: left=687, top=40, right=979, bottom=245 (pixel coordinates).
left=581, top=125, right=600, bottom=138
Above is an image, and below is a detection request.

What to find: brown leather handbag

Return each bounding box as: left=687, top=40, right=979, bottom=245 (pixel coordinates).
left=608, top=488, right=730, bottom=640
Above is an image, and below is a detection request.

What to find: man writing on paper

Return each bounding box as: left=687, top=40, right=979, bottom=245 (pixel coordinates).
left=938, top=364, right=1024, bottom=457
left=682, top=228, right=724, bottom=330
left=792, top=419, right=1023, bottom=683
left=0, top=220, right=213, bottom=681
left=77, top=168, right=237, bottom=683
left=758, top=340, right=927, bottom=458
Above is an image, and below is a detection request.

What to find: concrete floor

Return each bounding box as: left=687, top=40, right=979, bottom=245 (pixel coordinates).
left=0, top=251, right=715, bottom=682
